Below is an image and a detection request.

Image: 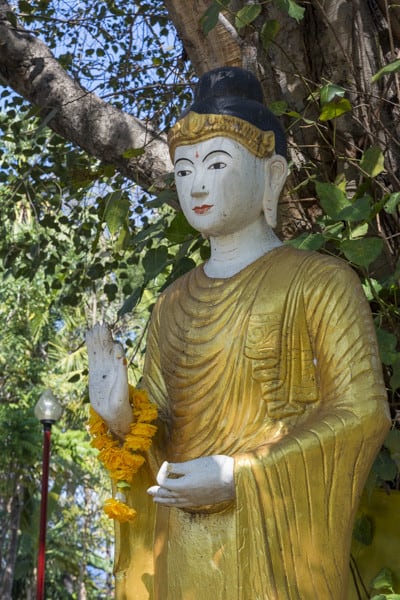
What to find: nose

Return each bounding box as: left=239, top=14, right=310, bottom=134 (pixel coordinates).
left=191, top=183, right=208, bottom=198
left=191, top=170, right=208, bottom=198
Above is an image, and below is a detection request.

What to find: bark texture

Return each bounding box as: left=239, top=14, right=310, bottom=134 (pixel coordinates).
left=0, top=0, right=399, bottom=244
left=164, top=0, right=242, bottom=74
left=0, top=0, right=171, bottom=192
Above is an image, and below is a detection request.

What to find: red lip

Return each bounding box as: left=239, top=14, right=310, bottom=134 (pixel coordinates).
left=193, top=204, right=213, bottom=214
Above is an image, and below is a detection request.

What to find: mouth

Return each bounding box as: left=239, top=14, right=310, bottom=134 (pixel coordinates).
left=193, top=204, right=213, bottom=215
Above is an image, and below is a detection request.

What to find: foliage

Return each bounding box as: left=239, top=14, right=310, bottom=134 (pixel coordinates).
left=1, top=0, right=400, bottom=596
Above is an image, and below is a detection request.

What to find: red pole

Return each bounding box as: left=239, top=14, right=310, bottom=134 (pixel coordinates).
left=36, top=422, right=52, bottom=600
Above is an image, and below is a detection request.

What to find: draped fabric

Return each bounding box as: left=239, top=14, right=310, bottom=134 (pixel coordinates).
left=114, top=246, right=390, bottom=600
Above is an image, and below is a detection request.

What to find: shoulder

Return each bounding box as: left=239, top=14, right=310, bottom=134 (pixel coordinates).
left=279, top=245, right=359, bottom=285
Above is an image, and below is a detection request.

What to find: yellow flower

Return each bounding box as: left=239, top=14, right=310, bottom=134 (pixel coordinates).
left=87, top=387, right=157, bottom=521
left=130, top=388, right=149, bottom=407
left=124, top=434, right=153, bottom=452
left=103, top=498, right=137, bottom=523
left=130, top=422, right=157, bottom=437
left=88, top=407, right=108, bottom=435
left=90, top=433, right=116, bottom=450
left=135, top=407, right=158, bottom=423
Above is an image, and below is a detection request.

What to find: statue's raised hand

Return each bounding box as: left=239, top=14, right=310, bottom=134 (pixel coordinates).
left=86, top=323, right=132, bottom=437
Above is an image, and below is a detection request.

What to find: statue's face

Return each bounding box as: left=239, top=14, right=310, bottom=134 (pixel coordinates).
left=174, top=136, right=266, bottom=237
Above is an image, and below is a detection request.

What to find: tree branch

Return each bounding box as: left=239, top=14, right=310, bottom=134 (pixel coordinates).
left=0, top=0, right=171, bottom=193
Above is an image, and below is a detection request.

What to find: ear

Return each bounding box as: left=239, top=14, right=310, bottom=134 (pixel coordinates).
left=263, top=155, right=288, bottom=228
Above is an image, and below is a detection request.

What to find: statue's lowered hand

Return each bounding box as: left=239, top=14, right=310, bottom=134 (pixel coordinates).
left=86, top=323, right=132, bottom=437
left=147, top=455, right=235, bottom=509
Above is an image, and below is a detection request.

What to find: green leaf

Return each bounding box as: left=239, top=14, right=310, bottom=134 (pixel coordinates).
left=142, top=246, right=169, bottom=280
left=370, top=567, right=395, bottom=593
left=87, top=262, right=105, bottom=279
left=269, top=100, right=288, bottom=116
left=235, top=4, right=262, bottom=30
left=319, top=98, right=352, bottom=121
left=352, top=514, right=373, bottom=545
left=118, top=286, right=143, bottom=318
left=116, top=481, right=131, bottom=489
left=360, top=146, right=385, bottom=177
left=390, top=356, right=400, bottom=391
left=320, top=83, right=345, bottom=106
left=336, top=196, right=371, bottom=222
left=372, top=449, right=398, bottom=483
left=164, top=257, right=197, bottom=288
left=340, top=237, right=383, bottom=268
left=18, top=0, right=33, bottom=12
left=122, top=147, right=145, bottom=159
left=376, top=327, right=398, bottom=364
left=273, top=0, right=305, bottom=22
left=384, top=192, right=400, bottom=214
left=370, top=596, right=400, bottom=600
left=372, top=59, right=400, bottom=83
left=104, top=192, right=130, bottom=235
left=286, top=232, right=325, bottom=251
left=104, top=283, right=118, bottom=301
left=261, top=19, right=280, bottom=50
left=384, top=429, right=400, bottom=468
left=165, top=211, right=197, bottom=243
left=321, top=221, right=345, bottom=240
left=350, top=222, right=369, bottom=239
left=201, top=0, right=229, bottom=35
left=6, top=10, right=18, bottom=26
left=362, top=278, right=382, bottom=302
left=315, top=181, right=351, bottom=219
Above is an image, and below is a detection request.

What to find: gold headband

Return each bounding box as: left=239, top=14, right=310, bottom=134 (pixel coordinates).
left=168, top=112, right=275, bottom=162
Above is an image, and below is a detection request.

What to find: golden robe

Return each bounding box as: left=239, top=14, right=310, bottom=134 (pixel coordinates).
left=114, top=245, right=390, bottom=600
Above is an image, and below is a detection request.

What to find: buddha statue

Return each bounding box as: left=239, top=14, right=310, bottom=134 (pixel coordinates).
left=86, top=67, right=391, bottom=599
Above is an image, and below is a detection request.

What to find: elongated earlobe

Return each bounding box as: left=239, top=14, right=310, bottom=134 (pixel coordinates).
left=263, top=156, right=288, bottom=228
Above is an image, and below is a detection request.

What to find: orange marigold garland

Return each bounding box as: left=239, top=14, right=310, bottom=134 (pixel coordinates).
left=88, top=386, right=157, bottom=523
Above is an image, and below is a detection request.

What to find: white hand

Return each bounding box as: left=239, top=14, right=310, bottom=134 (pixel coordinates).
left=86, top=323, right=132, bottom=436
left=147, top=455, right=235, bottom=509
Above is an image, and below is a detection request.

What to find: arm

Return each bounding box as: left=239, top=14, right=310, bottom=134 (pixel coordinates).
left=232, top=256, right=390, bottom=591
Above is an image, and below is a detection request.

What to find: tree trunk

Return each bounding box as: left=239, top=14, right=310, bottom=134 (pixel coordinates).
left=0, top=0, right=398, bottom=245
left=0, top=0, right=171, bottom=193
left=164, top=0, right=241, bottom=74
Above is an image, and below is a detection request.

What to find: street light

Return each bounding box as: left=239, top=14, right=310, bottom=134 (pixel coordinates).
left=34, top=389, right=63, bottom=600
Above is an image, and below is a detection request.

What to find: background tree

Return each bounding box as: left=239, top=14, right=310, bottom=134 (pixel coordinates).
left=0, top=0, right=399, bottom=597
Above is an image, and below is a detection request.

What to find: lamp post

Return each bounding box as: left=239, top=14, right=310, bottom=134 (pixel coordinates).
left=34, top=389, right=63, bottom=600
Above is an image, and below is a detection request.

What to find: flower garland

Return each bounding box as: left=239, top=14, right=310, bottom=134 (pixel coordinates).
left=88, top=386, right=157, bottom=523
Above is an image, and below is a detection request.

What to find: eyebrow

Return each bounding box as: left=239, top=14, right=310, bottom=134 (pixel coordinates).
left=175, top=157, right=194, bottom=166
left=203, top=150, right=232, bottom=162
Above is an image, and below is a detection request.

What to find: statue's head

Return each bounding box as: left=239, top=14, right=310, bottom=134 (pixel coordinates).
left=168, top=67, right=287, bottom=235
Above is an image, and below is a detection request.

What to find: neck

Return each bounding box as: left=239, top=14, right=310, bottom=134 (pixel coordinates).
left=203, top=216, right=282, bottom=278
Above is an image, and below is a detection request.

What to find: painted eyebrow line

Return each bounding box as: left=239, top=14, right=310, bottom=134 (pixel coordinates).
left=174, top=157, right=194, bottom=166
left=203, top=150, right=232, bottom=162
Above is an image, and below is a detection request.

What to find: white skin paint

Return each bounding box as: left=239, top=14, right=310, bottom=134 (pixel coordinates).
left=173, top=136, right=287, bottom=279
left=86, top=136, right=288, bottom=508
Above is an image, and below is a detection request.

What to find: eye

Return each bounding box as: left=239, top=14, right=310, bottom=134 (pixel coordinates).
left=176, top=169, right=192, bottom=177
left=208, top=161, right=226, bottom=170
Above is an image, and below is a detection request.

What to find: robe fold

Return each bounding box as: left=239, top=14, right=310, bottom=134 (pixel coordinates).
left=114, top=245, right=390, bottom=600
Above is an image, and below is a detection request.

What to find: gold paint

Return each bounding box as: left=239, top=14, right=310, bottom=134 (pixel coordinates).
left=168, top=112, right=275, bottom=161
left=114, top=246, right=390, bottom=599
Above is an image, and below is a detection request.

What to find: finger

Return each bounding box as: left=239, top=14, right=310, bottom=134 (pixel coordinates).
left=157, top=461, right=186, bottom=486
left=147, top=485, right=189, bottom=508
left=156, top=461, right=171, bottom=486
left=147, top=485, right=180, bottom=499
left=147, top=485, right=160, bottom=497
left=111, top=341, right=126, bottom=364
